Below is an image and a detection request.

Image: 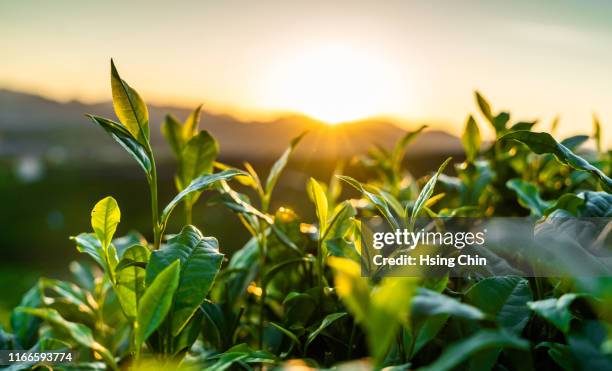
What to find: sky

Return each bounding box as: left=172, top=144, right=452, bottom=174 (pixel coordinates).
left=1, top=0, right=611, bottom=144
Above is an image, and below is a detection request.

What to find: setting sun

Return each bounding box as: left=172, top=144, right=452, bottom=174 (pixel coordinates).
left=259, top=44, right=407, bottom=124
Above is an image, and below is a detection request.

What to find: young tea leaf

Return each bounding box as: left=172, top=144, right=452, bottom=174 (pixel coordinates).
left=182, top=104, right=202, bottom=140
left=161, top=169, right=245, bottom=226
left=308, top=178, right=328, bottom=236
left=264, top=132, right=306, bottom=209
left=91, top=196, right=120, bottom=250
left=178, top=130, right=219, bottom=191
left=115, top=244, right=149, bottom=320
left=502, top=131, right=612, bottom=192
left=462, top=115, right=481, bottom=162
left=110, top=59, right=149, bottom=143
left=161, top=114, right=184, bottom=158
left=391, top=125, right=427, bottom=172
left=410, top=157, right=452, bottom=231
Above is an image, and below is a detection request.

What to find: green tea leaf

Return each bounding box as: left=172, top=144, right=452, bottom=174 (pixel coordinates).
left=182, top=104, right=202, bottom=140
left=179, top=131, right=218, bottom=189
left=391, top=125, right=427, bottom=172
left=560, top=135, right=589, bottom=150
left=10, top=282, right=42, bottom=349
left=146, top=226, right=223, bottom=335
left=264, top=132, right=306, bottom=206
left=72, top=233, right=106, bottom=270
left=18, top=307, right=116, bottom=368
left=412, top=287, right=485, bottom=320
left=90, top=196, right=120, bottom=250
left=161, top=114, right=184, bottom=158
left=418, top=330, right=529, bottom=371
left=509, top=121, right=537, bottom=132
left=475, top=91, right=493, bottom=123
left=462, top=115, right=481, bottom=162
left=305, top=312, right=347, bottom=352
left=270, top=322, right=302, bottom=354
left=527, top=293, right=585, bottom=334
left=161, top=169, right=245, bottom=226
left=338, top=175, right=400, bottom=229
left=466, top=276, right=533, bottom=334
left=308, top=178, right=328, bottom=236
left=110, top=59, right=149, bottom=143
left=322, top=201, right=356, bottom=242
left=506, top=179, right=552, bottom=216
left=502, top=131, right=612, bottom=192
left=593, top=114, right=602, bottom=153
left=115, top=245, right=149, bottom=320
left=87, top=115, right=152, bottom=175
left=410, top=157, right=452, bottom=231
left=136, top=259, right=180, bottom=348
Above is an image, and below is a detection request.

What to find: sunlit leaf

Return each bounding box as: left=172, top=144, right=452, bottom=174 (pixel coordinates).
left=308, top=178, right=328, bottom=236
left=502, top=131, right=612, bottom=192
left=391, top=125, right=427, bottom=172
left=115, top=244, right=149, bottom=320
left=90, top=196, right=120, bottom=250
left=182, top=104, right=202, bottom=140
left=161, top=114, right=184, bottom=158
left=410, top=157, right=452, bottom=230
left=462, top=115, right=481, bottom=162
left=264, top=132, right=306, bottom=208
left=110, top=59, right=149, bottom=143
left=179, top=131, right=218, bottom=188
left=161, top=169, right=245, bottom=226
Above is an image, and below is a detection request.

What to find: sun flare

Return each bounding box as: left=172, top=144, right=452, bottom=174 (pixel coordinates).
left=260, top=44, right=406, bottom=124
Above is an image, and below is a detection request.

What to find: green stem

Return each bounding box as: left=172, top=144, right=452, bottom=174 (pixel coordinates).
left=258, top=225, right=268, bottom=349
left=317, top=238, right=324, bottom=311
left=184, top=201, right=193, bottom=225
left=146, top=144, right=161, bottom=250
left=132, top=322, right=140, bottom=361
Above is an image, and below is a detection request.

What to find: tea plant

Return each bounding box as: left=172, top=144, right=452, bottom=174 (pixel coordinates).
left=1, top=62, right=611, bottom=371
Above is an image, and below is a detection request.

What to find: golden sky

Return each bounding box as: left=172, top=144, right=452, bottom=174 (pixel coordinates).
left=1, top=0, right=611, bottom=144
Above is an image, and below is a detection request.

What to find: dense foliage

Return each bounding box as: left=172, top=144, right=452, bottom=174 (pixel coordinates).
left=1, top=61, right=611, bottom=370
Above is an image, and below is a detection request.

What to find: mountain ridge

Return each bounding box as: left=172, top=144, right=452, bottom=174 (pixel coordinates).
left=0, top=88, right=462, bottom=162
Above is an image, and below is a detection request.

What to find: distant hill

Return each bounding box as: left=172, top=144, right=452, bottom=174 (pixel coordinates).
left=0, top=89, right=462, bottom=164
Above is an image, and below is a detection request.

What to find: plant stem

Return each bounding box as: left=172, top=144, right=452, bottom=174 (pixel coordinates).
left=184, top=201, right=193, bottom=225
left=317, top=238, right=324, bottom=309
left=258, top=225, right=268, bottom=350
left=147, top=145, right=161, bottom=250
